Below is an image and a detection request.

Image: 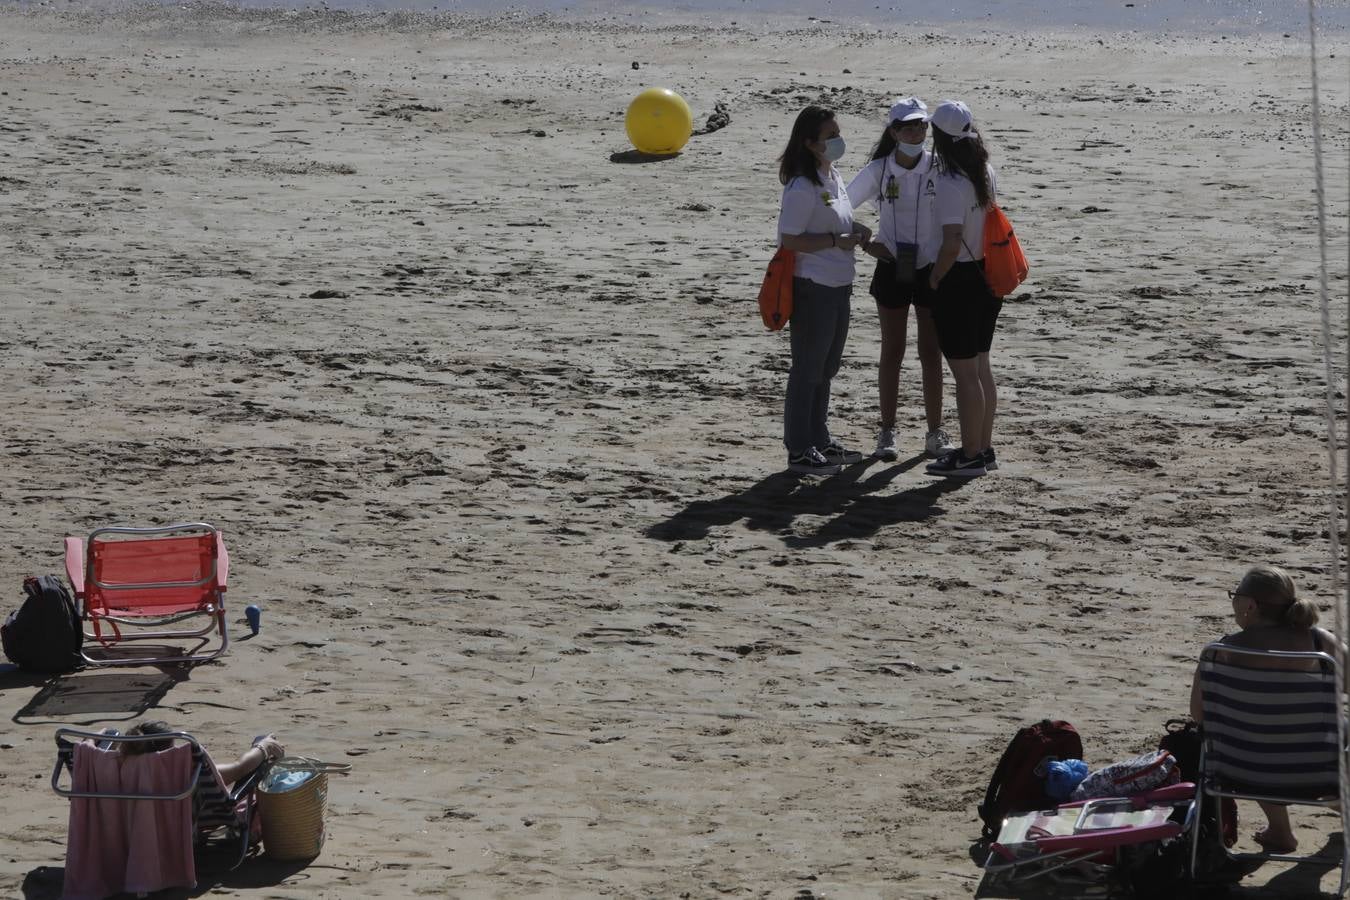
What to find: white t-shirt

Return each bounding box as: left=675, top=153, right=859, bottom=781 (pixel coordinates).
left=845, top=151, right=938, bottom=266
left=934, top=164, right=999, bottom=262
left=776, top=167, right=855, bottom=288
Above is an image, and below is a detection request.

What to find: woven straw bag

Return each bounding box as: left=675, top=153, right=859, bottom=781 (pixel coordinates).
left=257, top=757, right=352, bottom=860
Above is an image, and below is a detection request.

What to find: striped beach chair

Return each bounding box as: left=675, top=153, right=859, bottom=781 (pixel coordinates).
left=1190, top=642, right=1349, bottom=894
left=52, top=727, right=263, bottom=871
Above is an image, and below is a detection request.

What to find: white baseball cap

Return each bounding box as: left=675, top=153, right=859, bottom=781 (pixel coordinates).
left=930, top=100, right=976, bottom=140
left=887, top=97, right=929, bottom=125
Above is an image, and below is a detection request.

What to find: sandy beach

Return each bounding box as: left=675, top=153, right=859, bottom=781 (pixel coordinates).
left=1, top=4, right=1348, bottom=897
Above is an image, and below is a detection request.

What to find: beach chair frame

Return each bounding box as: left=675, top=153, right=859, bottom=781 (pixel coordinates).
left=983, top=782, right=1196, bottom=885
left=1189, top=643, right=1350, bottom=896
left=52, top=727, right=264, bottom=870
left=65, top=523, right=230, bottom=667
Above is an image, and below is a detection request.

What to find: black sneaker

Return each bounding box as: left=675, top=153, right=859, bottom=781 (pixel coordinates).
left=820, top=440, right=864, bottom=465
left=982, top=447, right=998, bottom=471
left=924, top=449, right=987, bottom=478
left=788, top=448, right=843, bottom=476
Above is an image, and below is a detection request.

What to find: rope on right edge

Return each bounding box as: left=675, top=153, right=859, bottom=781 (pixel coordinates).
left=1305, top=2, right=1350, bottom=886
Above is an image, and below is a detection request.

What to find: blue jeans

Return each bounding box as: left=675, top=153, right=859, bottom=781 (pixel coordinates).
left=784, top=277, right=851, bottom=454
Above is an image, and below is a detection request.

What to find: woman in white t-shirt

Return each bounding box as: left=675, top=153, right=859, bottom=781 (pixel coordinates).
left=923, top=100, right=1002, bottom=479
left=775, top=105, right=872, bottom=476
left=846, top=97, right=954, bottom=464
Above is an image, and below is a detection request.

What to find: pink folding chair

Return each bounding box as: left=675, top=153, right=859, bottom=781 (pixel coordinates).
left=983, top=782, right=1196, bottom=887
left=65, top=523, right=230, bottom=666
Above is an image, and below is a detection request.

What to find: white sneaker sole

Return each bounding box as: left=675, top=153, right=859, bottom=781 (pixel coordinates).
left=788, top=462, right=842, bottom=476
left=825, top=455, right=863, bottom=466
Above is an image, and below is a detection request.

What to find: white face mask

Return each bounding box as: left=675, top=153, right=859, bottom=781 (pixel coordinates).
left=822, top=136, right=846, bottom=162
left=898, top=140, right=926, bottom=157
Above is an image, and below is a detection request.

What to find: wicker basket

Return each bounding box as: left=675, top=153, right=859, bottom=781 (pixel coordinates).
left=257, top=757, right=350, bottom=861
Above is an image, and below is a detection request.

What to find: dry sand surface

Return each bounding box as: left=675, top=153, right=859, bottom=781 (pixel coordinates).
left=1, top=5, right=1349, bottom=897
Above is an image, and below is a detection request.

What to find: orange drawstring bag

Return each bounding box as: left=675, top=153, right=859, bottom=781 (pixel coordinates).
left=981, top=204, right=1028, bottom=298
left=757, top=248, right=796, bottom=331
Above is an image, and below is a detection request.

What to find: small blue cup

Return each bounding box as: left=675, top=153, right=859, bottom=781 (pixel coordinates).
left=244, top=605, right=261, bottom=636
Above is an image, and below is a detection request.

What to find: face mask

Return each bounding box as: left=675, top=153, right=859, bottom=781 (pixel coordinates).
left=822, top=136, right=846, bottom=162
left=898, top=140, right=926, bottom=157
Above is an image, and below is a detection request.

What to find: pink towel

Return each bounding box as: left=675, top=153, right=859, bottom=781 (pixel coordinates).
left=62, top=742, right=196, bottom=900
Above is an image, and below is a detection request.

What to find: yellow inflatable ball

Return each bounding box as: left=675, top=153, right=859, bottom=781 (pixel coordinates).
left=625, top=87, right=694, bottom=155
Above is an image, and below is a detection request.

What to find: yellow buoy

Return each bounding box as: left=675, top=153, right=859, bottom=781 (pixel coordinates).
left=625, top=87, right=694, bottom=156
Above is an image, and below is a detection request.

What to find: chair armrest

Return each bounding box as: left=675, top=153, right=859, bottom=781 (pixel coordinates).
left=216, top=532, right=229, bottom=590
left=64, top=537, right=86, bottom=598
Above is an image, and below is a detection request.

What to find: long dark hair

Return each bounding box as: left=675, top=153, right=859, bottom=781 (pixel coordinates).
left=869, top=125, right=897, bottom=162
left=931, top=128, right=991, bottom=207
left=778, top=106, right=835, bottom=186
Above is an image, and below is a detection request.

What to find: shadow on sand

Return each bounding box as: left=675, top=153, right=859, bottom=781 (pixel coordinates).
left=10, top=665, right=190, bottom=726
left=646, top=456, right=971, bottom=548
left=609, top=149, right=680, bottom=164
left=967, top=831, right=1345, bottom=899
left=22, top=855, right=319, bottom=900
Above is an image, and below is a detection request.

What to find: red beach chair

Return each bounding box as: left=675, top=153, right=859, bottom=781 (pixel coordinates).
left=64, top=523, right=230, bottom=666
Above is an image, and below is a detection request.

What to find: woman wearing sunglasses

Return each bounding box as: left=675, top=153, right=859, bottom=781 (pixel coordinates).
left=1188, top=565, right=1338, bottom=854
left=847, top=97, right=953, bottom=463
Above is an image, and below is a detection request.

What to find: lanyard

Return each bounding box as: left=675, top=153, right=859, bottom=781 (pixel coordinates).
left=886, top=155, right=922, bottom=247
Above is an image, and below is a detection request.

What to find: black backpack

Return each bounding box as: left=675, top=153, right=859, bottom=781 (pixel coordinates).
left=1, top=575, right=83, bottom=673
left=1159, top=717, right=1237, bottom=849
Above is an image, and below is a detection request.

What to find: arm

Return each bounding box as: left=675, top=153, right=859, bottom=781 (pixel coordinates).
left=928, top=176, right=970, bottom=289
left=215, top=735, right=284, bottom=785
left=928, top=224, right=963, bottom=289
left=781, top=231, right=857, bottom=253
left=778, top=178, right=861, bottom=253
left=1189, top=664, right=1204, bottom=722
left=1315, top=627, right=1347, bottom=663
left=842, top=166, right=875, bottom=248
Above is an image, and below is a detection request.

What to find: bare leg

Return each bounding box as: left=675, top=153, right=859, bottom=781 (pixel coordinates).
left=1254, top=803, right=1298, bottom=853
left=875, top=303, right=909, bottom=429
left=946, top=356, right=984, bottom=457
left=915, top=305, right=944, bottom=432
left=976, top=351, right=996, bottom=451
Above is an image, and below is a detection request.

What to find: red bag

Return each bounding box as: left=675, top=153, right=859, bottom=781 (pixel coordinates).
left=758, top=247, right=795, bottom=331
left=981, top=203, right=1027, bottom=298
left=978, top=719, right=1083, bottom=839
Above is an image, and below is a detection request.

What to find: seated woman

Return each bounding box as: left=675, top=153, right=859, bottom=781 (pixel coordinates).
left=1189, top=564, right=1338, bottom=854
left=120, top=720, right=285, bottom=787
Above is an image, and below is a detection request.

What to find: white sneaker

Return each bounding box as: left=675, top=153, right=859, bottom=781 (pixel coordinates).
left=925, top=428, right=955, bottom=458
left=873, top=428, right=898, bottom=462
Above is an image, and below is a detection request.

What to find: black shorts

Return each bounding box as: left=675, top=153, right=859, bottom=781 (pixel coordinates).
left=931, top=260, right=1002, bottom=360
left=869, top=260, right=933, bottom=310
